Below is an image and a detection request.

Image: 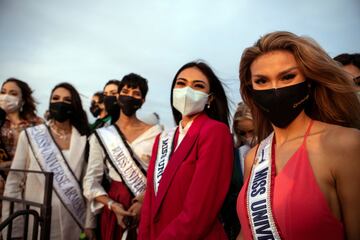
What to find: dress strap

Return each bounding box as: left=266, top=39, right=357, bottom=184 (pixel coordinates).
left=302, top=119, right=314, bottom=146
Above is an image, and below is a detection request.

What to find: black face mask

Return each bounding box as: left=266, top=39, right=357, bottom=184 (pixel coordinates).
left=251, top=81, right=310, bottom=128
left=118, top=95, right=143, bottom=116
left=90, top=104, right=101, bottom=118
left=104, top=96, right=120, bottom=122
left=49, top=102, right=73, bottom=123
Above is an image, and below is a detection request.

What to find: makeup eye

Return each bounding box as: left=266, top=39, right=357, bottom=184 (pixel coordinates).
left=282, top=73, right=296, bottom=80
left=194, top=83, right=205, bottom=89
left=254, top=78, right=267, bottom=85
left=175, top=81, right=186, bottom=87
left=63, top=97, right=72, bottom=104
left=121, top=89, right=129, bottom=94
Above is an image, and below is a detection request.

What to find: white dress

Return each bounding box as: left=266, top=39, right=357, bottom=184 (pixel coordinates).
left=83, top=124, right=162, bottom=213
left=2, top=126, right=94, bottom=240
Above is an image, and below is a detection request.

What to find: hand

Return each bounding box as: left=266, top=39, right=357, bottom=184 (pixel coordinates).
left=84, top=228, right=96, bottom=240
left=128, top=201, right=142, bottom=222
left=111, top=202, right=135, bottom=228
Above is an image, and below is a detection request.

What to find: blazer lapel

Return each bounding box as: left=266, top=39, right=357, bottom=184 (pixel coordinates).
left=68, top=127, right=86, bottom=178
left=153, top=114, right=208, bottom=217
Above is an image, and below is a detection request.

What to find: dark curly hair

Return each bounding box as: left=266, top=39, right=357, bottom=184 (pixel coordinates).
left=1, top=78, right=38, bottom=120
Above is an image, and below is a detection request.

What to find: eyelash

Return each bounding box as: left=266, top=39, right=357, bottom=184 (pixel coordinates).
left=283, top=74, right=296, bottom=80
left=176, top=81, right=185, bottom=86
left=254, top=78, right=267, bottom=84
left=194, top=84, right=205, bottom=89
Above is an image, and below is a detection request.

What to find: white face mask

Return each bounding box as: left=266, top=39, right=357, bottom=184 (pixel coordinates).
left=0, top=94, right=21, bottom=113
left=172, top=86, right=209, bottom=116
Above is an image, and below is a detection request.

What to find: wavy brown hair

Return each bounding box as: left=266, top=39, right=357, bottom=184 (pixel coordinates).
left=239, top=31, right=360, bottom=142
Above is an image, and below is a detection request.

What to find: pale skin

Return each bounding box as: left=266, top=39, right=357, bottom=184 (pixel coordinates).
left=237, top=50, right=360, bottom=240
left=174, top=67, right=213, bottom=127
left=95, top=84, right=153, bottom=228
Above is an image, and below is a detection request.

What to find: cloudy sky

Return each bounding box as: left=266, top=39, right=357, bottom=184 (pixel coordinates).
left=0, top=0, right=359, bottom=128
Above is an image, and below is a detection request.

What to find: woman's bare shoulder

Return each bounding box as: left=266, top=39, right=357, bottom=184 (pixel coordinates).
left=316, top=121, right=360, bottom=161
left=318, top=122, right=360, bottom=148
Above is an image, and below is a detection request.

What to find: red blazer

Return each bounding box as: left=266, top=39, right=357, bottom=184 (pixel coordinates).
left=139, top=113, right=234, bottom=240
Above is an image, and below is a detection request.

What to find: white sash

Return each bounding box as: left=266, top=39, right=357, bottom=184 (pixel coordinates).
left=247, top=132, right=281, bottom=240
left=154, top=127, right=176, bottom=195
left=25, top=124, right=85, bottom=229
left=96, top=125, right=146, bottom=197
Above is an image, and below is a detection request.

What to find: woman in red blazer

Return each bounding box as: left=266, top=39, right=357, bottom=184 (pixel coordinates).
left=138, top=61, right=234, bottom=239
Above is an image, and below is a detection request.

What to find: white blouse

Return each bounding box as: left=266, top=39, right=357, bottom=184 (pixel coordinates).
left=175, top=120, right=193, bottom=150
left=83, top=124, right=162, bottom=213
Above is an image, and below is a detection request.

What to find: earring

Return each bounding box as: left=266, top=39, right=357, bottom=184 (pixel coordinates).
left=207, top=103, right=210, bottom=109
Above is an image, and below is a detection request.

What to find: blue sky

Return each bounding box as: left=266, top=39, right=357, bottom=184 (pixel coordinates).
left=0, top=0, right=359, bottom=128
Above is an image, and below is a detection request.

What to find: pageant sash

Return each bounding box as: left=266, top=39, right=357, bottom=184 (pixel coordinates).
left=247, top=132, right=281, bottom=240
left=96, top=125, right=146, bottom=197
left=25, top=124, right=85, bottom=229
left=154, top=127, right=176, bottom=195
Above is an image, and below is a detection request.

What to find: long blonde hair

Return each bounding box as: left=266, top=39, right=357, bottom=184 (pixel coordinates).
left=239, top=31, right=360, bottom=141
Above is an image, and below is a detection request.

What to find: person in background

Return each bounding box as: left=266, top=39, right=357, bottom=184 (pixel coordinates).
left=0, top=78, right=43, bottom=221
left=2, top=82, right=95, bottom=240
left=103, top=80, right=122, bottom=124
left=138, top=61, right=233, bottom=240
left=233, top=102, right=256, bottom=176
left=221, top=102, right=256, bottom=240
left=83, top=73, right=162, bottom=240
left=333, top=53, right=360, bottom=86
left=237, top=31, right=360, bottom=240
left=89, top=91, right=111, bottom=130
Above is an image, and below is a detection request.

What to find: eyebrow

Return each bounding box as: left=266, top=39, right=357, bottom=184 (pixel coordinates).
left=177, top=78, right=207, bottom=84
left=253, top=66, right=299, bottom=78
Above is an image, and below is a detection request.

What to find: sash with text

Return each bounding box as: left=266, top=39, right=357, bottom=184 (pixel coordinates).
left=25, top=124, right=85, bottom=229
left=96, top=125, right=146, bottom=197
left=154, top=128, right=176, bottom=195
left=247, top=132, right=282, bottom=240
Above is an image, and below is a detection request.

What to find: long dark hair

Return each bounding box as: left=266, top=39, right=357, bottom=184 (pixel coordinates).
left=239, top=31, right=360, bottom=141
left=170, top=61, right=230, bottom=127
left=49, top=82, right=90, bottom=136
left=2, top=78, right=38, bottom=120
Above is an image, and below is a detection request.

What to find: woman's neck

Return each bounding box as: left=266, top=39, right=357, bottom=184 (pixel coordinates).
left=7, top=111, right=22, bottom=125
left=180, top=112, right=201, bottom=128
left=99, top=109, right=108, bottom=119
left=117, top=113, right=140, bottom=129
left=51, top=120, right=72, bottom=132
left=273, top=111, right=312, bottom=147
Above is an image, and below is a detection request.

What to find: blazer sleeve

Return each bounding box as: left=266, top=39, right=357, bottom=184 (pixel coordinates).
left=157, top=123, right=234, bottom=239
left=82, top=134, right=107, bottom=213
left=138, top=134, right=160, bottom=240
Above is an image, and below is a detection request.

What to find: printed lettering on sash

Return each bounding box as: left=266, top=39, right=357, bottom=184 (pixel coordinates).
left=25, top=124, right=85, bottom=229
left=154, top=128, right=176, bottom=195
left=96, top=126, right=146, bottom=196
left=247, top=132, right=281, bottom=240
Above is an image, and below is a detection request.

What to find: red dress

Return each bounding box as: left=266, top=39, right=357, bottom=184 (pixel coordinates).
left=237, top=122, right=344, bottom=240
left=139, top=114, right=234, bottom=240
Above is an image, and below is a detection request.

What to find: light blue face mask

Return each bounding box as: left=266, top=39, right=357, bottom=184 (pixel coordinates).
left=172, top=86, right=209, bottom=116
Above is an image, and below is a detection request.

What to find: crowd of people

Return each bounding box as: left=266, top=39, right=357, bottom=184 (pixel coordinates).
left=0, top=31, right=359, bottom=240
